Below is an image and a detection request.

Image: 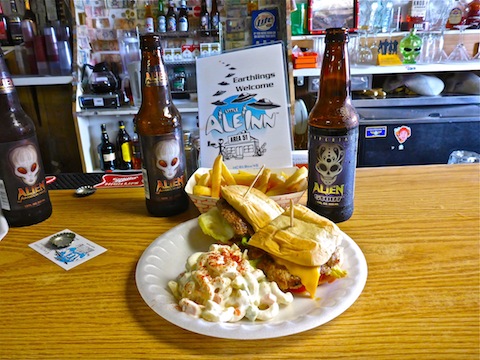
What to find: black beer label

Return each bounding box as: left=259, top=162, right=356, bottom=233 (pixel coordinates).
left=0, top=137, right=49, bottom=211
left=139, top=129, right=186, bottom=201
left=308, top=127, right=358, bottom=208
left=0, top=77, right=15, bottom=94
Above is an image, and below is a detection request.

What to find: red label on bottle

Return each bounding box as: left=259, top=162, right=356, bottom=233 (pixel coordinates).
left=0, top=137, right=50, bottom=212
left=139, top=129, right=186, bottom=202
left=0, top=22, right=7, bottom=40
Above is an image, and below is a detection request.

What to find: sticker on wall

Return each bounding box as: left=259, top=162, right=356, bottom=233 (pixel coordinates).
left=394, top=125, right=412, bottom=150
left=365, top=126, right=387, bottom=138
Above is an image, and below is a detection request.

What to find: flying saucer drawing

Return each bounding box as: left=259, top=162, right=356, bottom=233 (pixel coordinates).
left=213, top=90, right=226, bottom=96
left=248, top=98, right=281, bottom=109
left=226, top=73, right=235, bottom=77
left=232, top=92, right=256, bottom=103
left=212, top=100, right=227, bottom=105
left=218, top=81, right=229, bottom=86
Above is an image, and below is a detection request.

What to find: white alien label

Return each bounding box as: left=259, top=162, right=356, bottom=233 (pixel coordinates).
left=139, top=129, right=186, bottom=201
left=308, top=128, right=358, bottom=209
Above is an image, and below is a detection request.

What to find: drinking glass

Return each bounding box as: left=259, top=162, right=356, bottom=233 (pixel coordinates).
left=447, top=24, right=472, bottom=62
left=356, top=29, right=374, bottom=65
left=425, top=0, right=453, bottom=31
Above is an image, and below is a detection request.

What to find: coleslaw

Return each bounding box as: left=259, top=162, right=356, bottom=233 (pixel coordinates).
left=168, top=244, right=293, bottom=322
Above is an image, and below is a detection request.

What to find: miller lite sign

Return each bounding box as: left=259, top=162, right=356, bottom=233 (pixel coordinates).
left=252, top=9, right=278, bottom=45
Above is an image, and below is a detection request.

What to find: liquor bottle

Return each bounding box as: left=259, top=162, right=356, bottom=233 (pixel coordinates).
left=116, top=120, right=133, bottom=170
left=0, top=48, right=52, bottom=227
left=247, top=0, right=258, bottom=16
left=157, top=0, right=166, bottom=32
left=178, top=0, right=189, bottom=32
left=211, top=0, right=220, bottom=31
left=446, top=0, right=469, bottom=29
left=134, top=33, right=189, bottom=217
left=466, top=0, right=480, bottom=27
left=406, top=0, right=429, bottom=30
left=166, top=1, right=177, bottom=32
left=199, top=0, right=210, bottom=34
left=144, top=1, right=154, bottom=33
left=306, top=28, right=359, bottom=223
left=98, top=123, right=116, bottom=171
left=0, top=2, right=11, bottom=46
left=7, top=0, right=23, bottom=45
left=23, top=0, right=37, bottom=34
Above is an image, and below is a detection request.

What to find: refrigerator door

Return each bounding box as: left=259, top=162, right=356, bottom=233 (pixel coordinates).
left=357, top=104, right=480, bottom=166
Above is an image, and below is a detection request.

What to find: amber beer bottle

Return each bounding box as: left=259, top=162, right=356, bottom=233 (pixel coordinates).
left=135, top=33, right=189, bottom=216
left=307, top=28, right=359, bottom=223
left=0, top=47, right=52, bottom=226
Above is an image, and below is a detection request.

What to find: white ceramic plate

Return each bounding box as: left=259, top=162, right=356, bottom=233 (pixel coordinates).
left=135, top=219, right=368, bottom=340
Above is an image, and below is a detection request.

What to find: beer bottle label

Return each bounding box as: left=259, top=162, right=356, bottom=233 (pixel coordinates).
left=158, top=16, right=167, bottom=32
left=0, top=137, right=49, bottom=212
left=140, top=129, right=186, bottom=202
left=0, top=77, right=15, bottom=94
left=308, top=127, right=358, bottom=209
left=145, top=66, right=169, bottom=87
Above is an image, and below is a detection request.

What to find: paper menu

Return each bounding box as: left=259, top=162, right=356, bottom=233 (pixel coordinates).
left=196, top=43, right=293, bottom=170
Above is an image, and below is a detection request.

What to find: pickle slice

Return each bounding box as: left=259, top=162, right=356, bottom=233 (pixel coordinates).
left=198, top=208, right=235, bottom=243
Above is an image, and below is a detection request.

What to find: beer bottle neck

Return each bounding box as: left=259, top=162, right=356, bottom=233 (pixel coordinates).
left=140, top=48, right=173, bottom=106
left=0, top=63, right=23, bottom=113
left=318, top=41, right=351, bottom=102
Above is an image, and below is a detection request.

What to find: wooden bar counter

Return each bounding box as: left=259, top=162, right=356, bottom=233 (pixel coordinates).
left=0, top=164, right=479, bottom=359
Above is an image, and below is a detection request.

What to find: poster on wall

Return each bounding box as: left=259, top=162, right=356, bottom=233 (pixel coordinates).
left=196, top=42, right=293, bottom=170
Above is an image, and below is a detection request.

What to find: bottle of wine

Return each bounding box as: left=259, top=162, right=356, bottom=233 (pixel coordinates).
left=0, top=47, right=52, bottom=227
left=23, top=0, right=37, bottom=34
left=98, top=124, right=116, bottom=171
left=7, top=0, right=23, bottom=45
left=116, top=120, right=133, bottom=170
left=211, top=0, right=220, bottom=32
left=199, top=0, right=210, bottom=34
left=0, top=2, right=11, bottom=46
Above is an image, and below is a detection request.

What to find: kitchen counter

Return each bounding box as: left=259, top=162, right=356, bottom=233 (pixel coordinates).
left=0, top=164, right=478, bottom=359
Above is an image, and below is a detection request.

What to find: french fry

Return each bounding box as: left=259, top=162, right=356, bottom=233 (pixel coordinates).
left=210, top=155, right=223, bottom=198
left=198, top=172, right=211, bottom=186
left=193, top=185, right=212, bottom=196
left=221, top=162, right=236, bottom=185
left=267, top=173, right=286, bottom=191
left=254, top=168, right=271, bottom=193
left=232, top=171, right=256, bottom=185
left=283, top=167, right=308, bottom=189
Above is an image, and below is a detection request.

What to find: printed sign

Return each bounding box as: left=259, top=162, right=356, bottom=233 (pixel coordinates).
left=251, top=9, right=278, bottom=45
left=196, top=43, right=293, bottom=170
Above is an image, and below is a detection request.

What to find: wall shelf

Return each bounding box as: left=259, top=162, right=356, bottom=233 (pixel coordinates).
left=294, top=62, right=480, bottom=77
left=11, top=75, right=74, bottom=87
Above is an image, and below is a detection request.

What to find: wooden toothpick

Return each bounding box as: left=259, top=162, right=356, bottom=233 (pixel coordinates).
left=289, top=199, right=294, bottom=228
left=244, top=165, right=265, bottom=197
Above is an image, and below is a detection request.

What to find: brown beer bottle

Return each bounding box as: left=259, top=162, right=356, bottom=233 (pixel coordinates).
left=307, top=28, right=359, bottom=223
left=0, top=47, right=52, bottom=226
left=134, top=33, right=189, bottom=217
